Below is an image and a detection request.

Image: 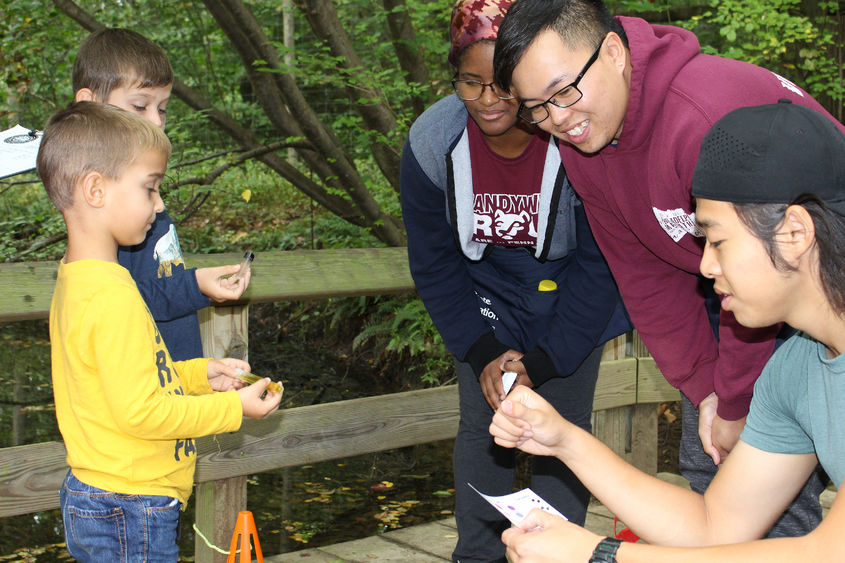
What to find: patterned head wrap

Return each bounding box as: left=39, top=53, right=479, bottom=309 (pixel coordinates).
left=448, top=0, right=513, bottom=67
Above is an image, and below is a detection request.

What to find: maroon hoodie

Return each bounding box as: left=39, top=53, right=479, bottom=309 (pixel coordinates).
left=562, top=16, right=845, bottom=419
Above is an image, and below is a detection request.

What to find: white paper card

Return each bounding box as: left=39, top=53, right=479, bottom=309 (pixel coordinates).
left=502, top=371, right=517, bottom=394
left=0, top=125, right=42, bottom=179
left=468, top=483, right=567, bottom=526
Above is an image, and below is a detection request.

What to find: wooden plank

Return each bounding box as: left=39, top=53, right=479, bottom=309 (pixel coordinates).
left=636, top=357, right=681, bottom=404
left=0, top=248, right=415, bottom=321
left=379, top=519, right=458, bottom=561
left=0, top=361, right=651, bottom=518
left=0, top=260, right=60, bottom=321
left=601, top=333, right=628, bottom=361
left=188, top=248, right=414, bottom=304
left=592, top=358, right=637, bottom=412
left=0, top=386, right=458, bottom=518
left=193, top=385, right=459, bottom=483
left=0, top=440, right=66, bottom=517
left=631, top=330, right=650, bottom=357
left=628, top=403, right=658, bottom=475
left=592, top=407, right=628, bottom=462
left=319, top=535, right=447, bottom=562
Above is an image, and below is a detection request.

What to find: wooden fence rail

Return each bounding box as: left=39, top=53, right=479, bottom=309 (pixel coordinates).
left=0, top=249, right=678, bottom=562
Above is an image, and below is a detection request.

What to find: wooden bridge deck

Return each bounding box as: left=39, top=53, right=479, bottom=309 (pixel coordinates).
left=264, top=500, right=617, bottom=562
left=263, top=474, right=835, bottom=562
left=263, top=473, right=689, bottom=562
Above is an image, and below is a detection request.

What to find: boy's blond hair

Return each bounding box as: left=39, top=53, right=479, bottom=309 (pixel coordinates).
left=72, top=28, right=173, bottom=102
left=37, top=101, right=171, bottom=211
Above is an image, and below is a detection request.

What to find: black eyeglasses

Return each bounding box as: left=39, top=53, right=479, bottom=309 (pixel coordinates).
left=452, top=79, right=515, bottom=101
left=517, top=38, right=604, bottom=124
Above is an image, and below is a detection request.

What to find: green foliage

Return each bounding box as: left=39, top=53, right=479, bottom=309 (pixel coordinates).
left=0, top=178, right=66, bottom=262
left=0, top=1, right=80, bottom=126
left=348, top=295, right=453, bottom=386
left=680, top=0, right=843, bottom=108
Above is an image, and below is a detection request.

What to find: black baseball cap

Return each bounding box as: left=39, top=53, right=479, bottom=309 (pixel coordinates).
left=692, top=99, right=845, bottom=214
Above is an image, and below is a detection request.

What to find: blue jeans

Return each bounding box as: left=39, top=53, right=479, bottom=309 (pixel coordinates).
left=451, top=346, right=603, bottom=563
left=60, top=470, right=182, bottom=562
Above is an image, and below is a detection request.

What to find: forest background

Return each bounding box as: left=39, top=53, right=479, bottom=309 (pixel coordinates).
left=0, top=0, right=842, bottom=559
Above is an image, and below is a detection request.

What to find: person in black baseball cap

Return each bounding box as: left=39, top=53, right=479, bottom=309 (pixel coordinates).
left=486, top=101, right=845, bottom=562
left=693, top=99, right=845, bottom=209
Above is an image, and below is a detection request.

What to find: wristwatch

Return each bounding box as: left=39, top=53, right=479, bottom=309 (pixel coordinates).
left=588, top=537, right=623, bottom=562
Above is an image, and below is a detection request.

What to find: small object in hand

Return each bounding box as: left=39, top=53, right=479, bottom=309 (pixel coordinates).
left=235, top=369, right=283, bottom=394
left=502, top=371, right=517, bottom=394
left=233, top=251, right=254, bottom=283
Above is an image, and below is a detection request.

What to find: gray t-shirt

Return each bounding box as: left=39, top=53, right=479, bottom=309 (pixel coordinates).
left=742, top=331, right=845, bottom=488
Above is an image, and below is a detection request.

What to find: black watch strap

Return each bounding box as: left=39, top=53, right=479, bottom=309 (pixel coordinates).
left=588, top=536, right=623, bottom=562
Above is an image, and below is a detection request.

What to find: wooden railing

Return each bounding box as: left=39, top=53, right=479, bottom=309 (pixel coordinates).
left=0, top=249, right=678, bottom=562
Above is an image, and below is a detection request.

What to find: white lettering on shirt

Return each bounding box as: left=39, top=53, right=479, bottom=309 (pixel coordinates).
left=653, top=207, right=703, bottom=242
left=771, top=72, right=804, bottom=97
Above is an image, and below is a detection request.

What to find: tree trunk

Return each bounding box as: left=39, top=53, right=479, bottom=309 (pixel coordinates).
left=295, top=0, right=403, bottom=192
left=52, top=0, right=407, bottom=247
left=382, top=0, right=432, bottom=119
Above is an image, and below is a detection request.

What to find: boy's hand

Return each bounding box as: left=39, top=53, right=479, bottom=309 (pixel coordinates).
left=237, top=378, right=282, bottom=419
left=207, top=358, right=250, bottom=391
left=195, top=264, right=251, bottom=303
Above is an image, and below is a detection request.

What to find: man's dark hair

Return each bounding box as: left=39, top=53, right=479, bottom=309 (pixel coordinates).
left=734, top=197, right=845, bottom=316
left=494, top=0, right=626, bottom=91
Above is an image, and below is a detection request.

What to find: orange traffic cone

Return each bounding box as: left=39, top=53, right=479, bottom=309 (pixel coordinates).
left=227, top=510, right=264, bottom=563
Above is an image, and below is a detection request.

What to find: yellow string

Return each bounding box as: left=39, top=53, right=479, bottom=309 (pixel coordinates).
left=192, top=522, right=238, bottom=555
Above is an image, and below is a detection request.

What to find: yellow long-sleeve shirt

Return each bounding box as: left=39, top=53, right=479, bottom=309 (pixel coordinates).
left=50, top=259, right=243, bottom=504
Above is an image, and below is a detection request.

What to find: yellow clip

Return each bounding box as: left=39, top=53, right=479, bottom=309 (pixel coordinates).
left=538, top=279, right=557, bottom=291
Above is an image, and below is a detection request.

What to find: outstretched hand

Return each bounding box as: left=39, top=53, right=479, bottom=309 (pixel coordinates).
left=488, top=385, right=567, bottom=458
left=502, top=509, right=601, bottom=563
left=195, top=264, right=251, bottom=303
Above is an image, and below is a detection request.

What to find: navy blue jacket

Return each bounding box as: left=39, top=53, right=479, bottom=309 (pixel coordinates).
left=118, top=210, right=208, bottom=361
left=401, top=95, right=629, bottom=386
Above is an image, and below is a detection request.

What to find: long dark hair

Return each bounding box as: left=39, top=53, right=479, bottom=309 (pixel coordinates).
left=734, top=196, right=845, bottom=315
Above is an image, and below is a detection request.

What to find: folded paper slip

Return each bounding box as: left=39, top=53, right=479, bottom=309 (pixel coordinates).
left=0, top=125, right=41, bottom=179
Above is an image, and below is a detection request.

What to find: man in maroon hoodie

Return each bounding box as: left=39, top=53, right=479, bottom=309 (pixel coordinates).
left=493, top=0, right=845, bottom=538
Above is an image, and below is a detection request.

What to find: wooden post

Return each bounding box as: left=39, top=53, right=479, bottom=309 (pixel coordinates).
left=594, top=333, right=664, bottom=475
left=194, top=476, right=248, bottom=563
left=594, top=334, right=631, bottom=463
left=629, top=331, right=678, bottom=475
left=628, top=403, right=658, bottom=475
left=196, top=305, right=250, bottom=562
left=199, top=305, right=250, bottom=360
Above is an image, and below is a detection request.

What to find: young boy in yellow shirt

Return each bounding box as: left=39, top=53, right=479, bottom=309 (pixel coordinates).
left=38, top=102, right=282, bottom=562
left=73, top=27, right=248, bottom=362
